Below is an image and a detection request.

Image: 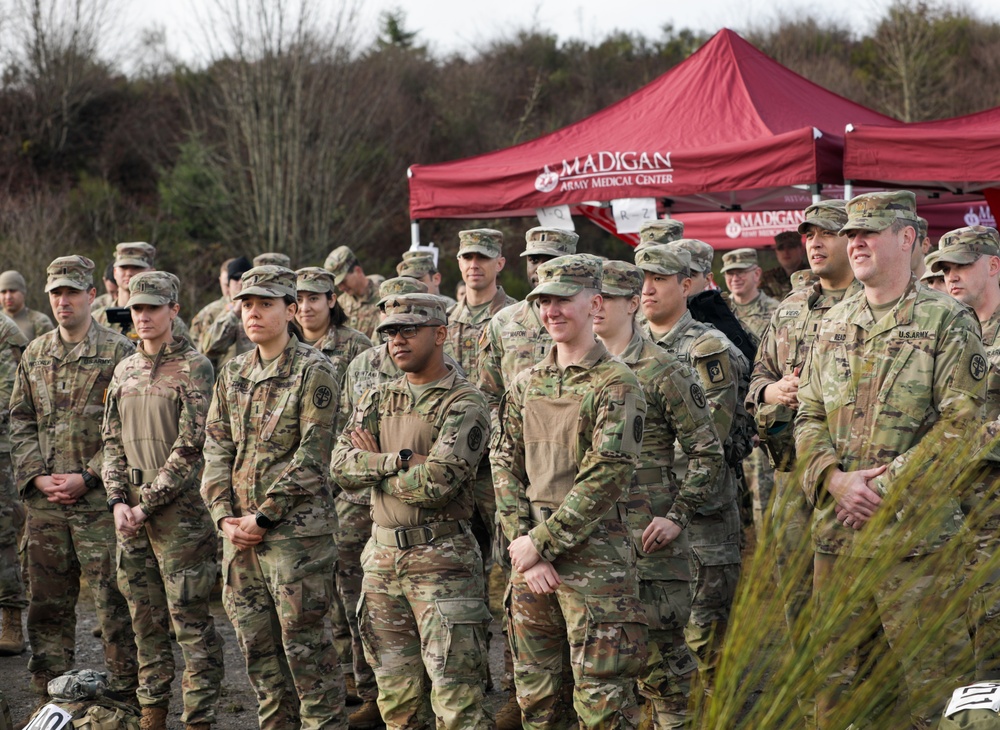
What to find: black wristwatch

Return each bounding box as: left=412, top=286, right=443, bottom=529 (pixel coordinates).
left=82, top=470, right=98, bottom=490
left=398, top=449, right=413, bottom=471
left=107, top=497, right=127, bottom=514
left=255, top=511, right=277, bottom=530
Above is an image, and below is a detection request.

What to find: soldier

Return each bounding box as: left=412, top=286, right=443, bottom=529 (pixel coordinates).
left=201, top=257, right=254, bottom=370
left=795, top=191, right=982, bottom=727
left=0, top=314, right=27, bottom=657
left=325, top=246, right=381, bottom=340
left=201, top=265, right=345, bottom=730
left=102, top=271, right=224, bottom=730
left=188, top=257, right=236, bottom=352
left=332, top=293, right=493, bottom=729
left=396, top=253, right=457, bottom=310
left=594, top=260, right=724, bottom=729
left=9, top=255, right=138, bottom=703
left=254, top=252, right=291, bottom=268
left=923, top=250, right=948, bottom=293
left=91, top=264, right=118, bottom=312
left=911, top=216, right=932, bottom=277
left=636, top=219, right=685, bottom=252
left=760, top=230, right=807, bottom=300
left=636, top=244, right=748, bottom=695
left=492, top=254, right=647, bottom=728
left=0, top=271, right=53, bottom=342
left=934, top=225, right=1000, bottom=680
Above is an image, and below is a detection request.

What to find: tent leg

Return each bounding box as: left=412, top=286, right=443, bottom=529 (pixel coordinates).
left=811, top=184, right=822, bottom=205
left=844, top=181, right=854, bottom=201
left=411, top=221, right=421, bottom=249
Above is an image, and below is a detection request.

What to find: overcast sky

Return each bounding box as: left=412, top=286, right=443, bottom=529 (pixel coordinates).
left=121, top=0, right=999, bottom=65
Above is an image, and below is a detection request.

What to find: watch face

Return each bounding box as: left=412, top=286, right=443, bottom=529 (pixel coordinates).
left=399, top=449, right=413, bottom=461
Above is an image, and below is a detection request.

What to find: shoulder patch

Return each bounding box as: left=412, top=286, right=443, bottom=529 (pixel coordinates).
left=468, top=424, right=484, bottom=451
left=690, top=383, right=707, bottom=409
left=313, top=385, right=333, bottom=408
left=971, top=353, right=988, bottom=381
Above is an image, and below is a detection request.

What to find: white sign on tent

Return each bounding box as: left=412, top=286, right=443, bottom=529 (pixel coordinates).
left=611, top=198, right=657, bottom=234
left=535, top=205, right=575, bottom=230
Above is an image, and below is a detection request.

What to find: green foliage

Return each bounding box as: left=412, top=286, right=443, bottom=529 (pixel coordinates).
left=156, top=135, right=233, bottom=245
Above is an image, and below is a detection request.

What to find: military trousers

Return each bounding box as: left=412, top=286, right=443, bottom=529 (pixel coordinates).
left=813, top=551, right=973, bottom=729
left=222, top=535, right=347, bottom=730
left=358, top=527, right=492, bottom=730
left=684, top=501, right=742, bottom=690
left=743, top=447, right=775, bottom=541
left=116, top=529, right=224, bottom=724
left=637, top=578, right=696, bottom=729
left=506, top=520, right=647, bottom=730
left=963, top=466, right=1000, bottom=681
left=25, top=506, right=138, bottom=693
left=0, top=456, right=26, bottom=609
left=333, top=496, right=377, bottom=701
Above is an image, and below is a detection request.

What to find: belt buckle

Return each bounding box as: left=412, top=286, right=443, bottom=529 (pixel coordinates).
left=130, top=468, right=142, bottom=486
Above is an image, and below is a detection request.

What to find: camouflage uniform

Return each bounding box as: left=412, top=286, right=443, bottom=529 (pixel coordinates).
left=188, top=295, right=227, bottom=356
left=795, top=192, right=984, bottom=728
left=396, top=254, right=458, bottom=312
left=9, top=256, right=138, bottom=695
left=637, top=245, right=748, bottom=689
left=102, top=271, right=224, bottom=725
left=91, top=292, right=114, bottom=311
left=201, top=266, right=346, bottom=730
left=492, top=256, right=648, bottom=729
left=325, top=246, right=381, bottom=340
left=0, top=314, right=27, bottom=617
left=200, top=306, right=253, bottom=370
left=758, top=266, right=793, bottom=300
left=0, top=271, right=53, bottom=341
left=332, top=294, right=493, bottom=730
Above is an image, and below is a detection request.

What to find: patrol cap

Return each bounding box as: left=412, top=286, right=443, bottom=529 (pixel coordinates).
left=932, top=225, right=1000, bottom=270
left=636, top=219, right=685, bottom=251
left=666, top=239, right=713, bottom=274
left=0, top=270, right=26, bottom=293
left=840, top=190, right=918, bottom=235
left=635, top=245, right=692, bottom=276
left=296, top=266, right=336, bottom=294
left=798, top=200, right=848, bottom=234
left=377, top=293, right=450, bottom=331
left=254, top=252, right=291, bottom=268
left=45, top=255, right=95, bottom=292
left=601, top=260, right=643, bottom=297
left=402, top=250, right=433, bottom=261
left=721, top=248, right=760, bottom=273
left=378, top=276, right=429, bottom=307
left=128, top=271, right=179, bottom=306
left=458, top=229, right=503, bottom=258
left=920, top=254, right=944, bottom=282
left=917, top=216, right=929, bottom=241
left=114, top=241, right=156, bottom=269
left=324, top=245, right=359, bottom=286
left=526, top=254, right=602, bottom=301
left=521, top=227, right=579, bottom=258
left=396, top=254, right=436, bottom=278
left=774, top=231, right=803, bottom=250
left=232, top=265, right=297, bottom=300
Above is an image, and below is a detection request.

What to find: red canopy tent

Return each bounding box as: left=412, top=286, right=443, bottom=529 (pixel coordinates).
left=408, top=28, right=900, bottom=240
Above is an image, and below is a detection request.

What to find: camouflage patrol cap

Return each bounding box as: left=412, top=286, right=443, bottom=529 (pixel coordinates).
left=0, top=270, right=26, bottom=293
left=377, top=293, right=449, bottom=331
left=522, top=227, right=579, bottom=258
left=526, top=254, right=602, bottom=301
left=636, top=219, right=685, bottom=251
left=45, top=255, right=95, bottom=292
left=324, top=245, right=360, bottom=285
left=114, top=241, right=156, bottom=269
left=128, top=270, right=179, bottom=306
left=921, top=255, right=944, bottom=282
left=458, top=229, right=503, bottom=258
left=840, top=190, right=918, bottom=235
left=296, top=266, right=336, bottom=294
left=721, top=248, right=760, bottom=273
left=798, top=200, right=848, bottom=234
left=601, top=260, right=643, bottom=297
left=396, top=254, right=436, bottom=278
left=378, top=276, right=429, bottom=308
left=932, top=225, right=1000, bottom=270
left=917, top=216, right=929, bottom=241
left=635, top=245, right=692, bottom=276
left=254, top=252, right=291, bottom=268
left=774, top=231, right=803, bottom=250
left=666, top=239, right=713, bottom=273
left=233, top=265, right=297, bottom=300
left=402, top=250, right=432, bottom=261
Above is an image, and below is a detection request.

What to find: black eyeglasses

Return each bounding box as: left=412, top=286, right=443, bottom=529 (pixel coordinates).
left=379, top=324, right=434, bottom=342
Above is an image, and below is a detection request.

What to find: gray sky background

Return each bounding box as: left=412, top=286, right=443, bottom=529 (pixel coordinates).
left=121, top=0, right=999, bottom=66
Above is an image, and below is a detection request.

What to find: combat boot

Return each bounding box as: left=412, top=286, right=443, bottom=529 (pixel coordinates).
left=0, top=608, right=24, bottom=655
left=348, top=699, right=383, bottom=729
left=495, top=694, right=522, bottom=730
left=139, top=706, right=168, bottom=730
left=344, top=672, right=362, bottom=705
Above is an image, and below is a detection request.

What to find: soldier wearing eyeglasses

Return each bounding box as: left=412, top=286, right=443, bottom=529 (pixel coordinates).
left=332, top=293, right=493, bottom=729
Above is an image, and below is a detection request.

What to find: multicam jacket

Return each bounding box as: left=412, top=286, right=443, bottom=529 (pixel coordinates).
left=201, top=335, right=339, bottom=539
left=491, top=341, right=645, bottom=562
left=0, top=314, right=27, bottom=461
left=10, top=319, right=134, bottom=510
left=795, top=278, right=987, bottom=557
left=11, top=308, right=53, bottom=342
left=446, top=287, right=517, bottom=377
left=339, top=278, right=381, bottom=341
left=310, top=323, right=372, bottom=436
left=479, top=299, right=550, bottom=410
left=723, top=291, right=779, bottom=342
left=102, top=337, right=217, bottom=572
left=332, top=365, right=489, bottom=529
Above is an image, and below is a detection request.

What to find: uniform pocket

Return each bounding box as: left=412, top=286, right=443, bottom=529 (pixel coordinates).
left=582, top=593, right=648, bottom=679
left=436, top=597, right=493, bottom=679
left=356, top=593, right=382, bottom=671
left=690, top=543, right=741, bottom=567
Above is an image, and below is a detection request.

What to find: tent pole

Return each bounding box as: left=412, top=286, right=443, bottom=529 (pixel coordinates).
left=811, top=184, right=822, bottom=205
left=410, top=221, right=421, bottom=249
left=844, top=181, right=854, bottom=201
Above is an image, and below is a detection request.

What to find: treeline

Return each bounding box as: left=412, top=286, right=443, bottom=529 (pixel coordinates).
left=1, top=0, right=998, bottom=312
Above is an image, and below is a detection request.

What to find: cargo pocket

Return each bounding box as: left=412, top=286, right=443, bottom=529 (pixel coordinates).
left=436, top=597, right=493, bottom=679
left=690, top=543, right=741, bottom=568
left=582, top=594, right=648, bottom=680
left=356, top=594, right=382, bottom=671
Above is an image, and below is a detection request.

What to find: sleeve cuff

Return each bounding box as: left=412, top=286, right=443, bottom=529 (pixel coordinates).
left=210, top=503, right=235, bottom=528
left=529, top=522, right=558, bottom=562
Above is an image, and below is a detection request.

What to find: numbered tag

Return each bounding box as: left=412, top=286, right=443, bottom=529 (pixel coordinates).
left=23, top=703, right=73, bottom=729
left=944, top=682, right=1000, bottom=718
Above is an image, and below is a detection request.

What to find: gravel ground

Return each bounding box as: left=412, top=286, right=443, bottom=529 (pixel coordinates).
left=0, top=581, right=508, bottom=729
